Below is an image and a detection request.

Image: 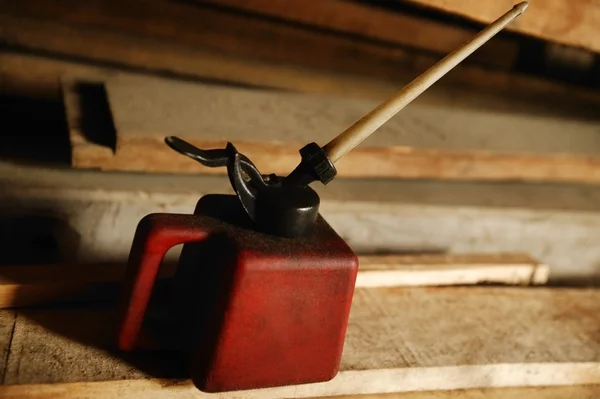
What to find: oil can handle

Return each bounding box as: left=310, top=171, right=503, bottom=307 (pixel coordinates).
left=117, top=213, right=212, bottom=351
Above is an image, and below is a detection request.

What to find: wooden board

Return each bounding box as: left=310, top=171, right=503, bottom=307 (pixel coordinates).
left=0, top=310, right=16, bottom=381
left=0, top=254, right=549, bottom=309
left=194, top=0, right=519, bottom=69
left=0, top=0, right=431, bottom=83
left=404, top=0, right=600, bottom=54
left=0, top=0, right=516, bottom=72
left=2, top=383, right=600, bottom=399
left=3, top=159, right=600, bottom=282
left=0, top=51, right=397, bottom=102
left=67, top=77, right=600, bottom=183
left=1, top=286, right=600, bottom=396
left=3, top=4, right=600, bottom=106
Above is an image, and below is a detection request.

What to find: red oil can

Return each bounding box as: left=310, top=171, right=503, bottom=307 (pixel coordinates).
left=117, top=139, right=358, bottom=392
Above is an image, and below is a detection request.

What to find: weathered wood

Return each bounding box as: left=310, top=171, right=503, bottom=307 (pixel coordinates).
left=0, top=0, right=430, bottom=82
left=404, top=0, right=600, bottom=54
left=1, top=160, right=600, bottom=282
left=2, top=5, right=599, bottom=105
left=330, top=386, right=600, bottom=399
left=357, top=253, right=548, bottom=287
left=320, top=2, right=528, bottom=164
left=0, top=311, right=16, bottom=382
left=195, top=0, right=519, bottom=69
left=2, top=286, right=600, bottom=395
left=67, top=77, right=600, bottom=183
left=2, top=381, right=600, bottom=399
left=0, top=51, right=396, bottom=102
left=0, top=254, right=549, bottom=309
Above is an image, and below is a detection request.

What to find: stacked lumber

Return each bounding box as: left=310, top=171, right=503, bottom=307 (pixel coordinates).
left=405, top=0, right=600, bottom=53
left=0, top=253, right=550, bottom=309
left=1, top=286, right=600, bottom=397
left=3, top=160, right=600, bottom=282
left=65, top=76, right=600, bottom=183
left=2, top=1, right=600, bottom=398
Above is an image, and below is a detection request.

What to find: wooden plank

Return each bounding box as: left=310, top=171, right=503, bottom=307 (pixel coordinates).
left=0, top=0, right=432, bottom=81
left=2, top=159, right=600, bottom=282
left=67, top=77, right=600, bottom=183
left=356, top=253, right=549, bottom=287
left=2, top=382, right=600, bottom=399
left=4, top=158, right=600, bottom=281
left=194, top=0, right=519, bottom=69
left=331, top=386, right=600, bottom=399
left=0, top=311, right=16, bottom=382
left=0, top=0, right=518, bottom=72
left=0, top=51, right=396, bottom=102
left=1, top=286, right=600, bottom=394
left=2, top=5, right=600, bottom=106
left=0, top=254, right=548, bottom=309
left=404, top=0, right=600, bottom=54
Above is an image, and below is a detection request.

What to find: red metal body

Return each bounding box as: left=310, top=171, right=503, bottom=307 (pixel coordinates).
left=117, top=194, right=359, bottom=392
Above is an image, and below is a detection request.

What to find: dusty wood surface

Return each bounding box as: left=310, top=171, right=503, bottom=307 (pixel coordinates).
left=67, top=77, right=600, bottom=183
left=195, top=0, right=518, bottom=69
left=0, top=0, right=517, bottom=77
left=328, top=386, right=600, bottom=399
left=2, top=6, right=600, bottom=106
left=2, top=160, right=600, bottom=282
left=405, top=0, right=600, bottom=54
left=0, top=50, right=396, bottom=103
left=357, top=253, right=548, bottom=287
left=1, top=286, right=600, bottom=396
left=0, top=0, right=432, bottom=83
left=3, top=46, right=599, bottom=109
left=2, top=383, right=600, bottom=399
left=0, top=254, right=548, bottom=309
left=0, top=311, right=16, bottom=382
left=319, top=2, right=528, bottom=164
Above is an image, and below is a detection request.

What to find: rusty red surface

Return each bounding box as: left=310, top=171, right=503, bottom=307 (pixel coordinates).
left=117, top=194, right=358, bottom=392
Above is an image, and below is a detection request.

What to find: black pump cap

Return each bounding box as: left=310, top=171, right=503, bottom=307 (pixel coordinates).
left=254, top=184, right=320, bottom=238
left=164, top=136, right=333, bottom=238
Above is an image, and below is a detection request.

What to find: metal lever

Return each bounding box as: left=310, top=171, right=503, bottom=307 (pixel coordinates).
left=163, top=2, right=529, bottom=236
left=165, top=137, right=319, bottom=237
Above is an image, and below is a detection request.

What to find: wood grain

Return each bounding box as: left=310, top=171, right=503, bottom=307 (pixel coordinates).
left=67, top=77, right=600, bottom=183
left=2, top=4, right=599, bottom=105
left=195, top=0, right=518, bottom=69
left=404, top=0, right=600, bottom=53
left=1, top=286, right=600, bottom=395
left=0, top=254, right=548, bottom=309
left=327, top=386, right=600, bottom=399
left=0, top=0, right=432, bottom=82
left=2, top=381, right=600, bottom=398
left=3, top=159, right=600, bottom=281
left=0, top=310, right=16, bottom=382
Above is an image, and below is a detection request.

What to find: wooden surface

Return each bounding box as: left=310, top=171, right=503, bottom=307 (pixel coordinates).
left=6, top=157, right=600, bottom=281
left=331, top=386, right=600, bottom=399
left=4, top=159, right=600, bottom=282
left=0, top=0, right=431, bottom=82
left=0, top=311, right=15, bottom=381
left=2, top=382, right=600, bottom=399
left=405, top=0, right=600, bottom=54
left=2, top=3, right=600, bottom=106
left=67, top=77, right=600, bottom=183
left=1, top=286, right=600, bottom=396
left=320, top=2, right=528, bottom=163
left=357, top=253, right=548, bottom=287
left=0, top=254, right=548, bottom=309
left=0, top=0, right=517, bottom=76
left=196, top=0, right=519, bottom=69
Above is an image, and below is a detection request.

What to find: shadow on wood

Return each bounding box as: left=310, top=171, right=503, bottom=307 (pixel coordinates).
left=0, top=92, right=71, bottom=165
